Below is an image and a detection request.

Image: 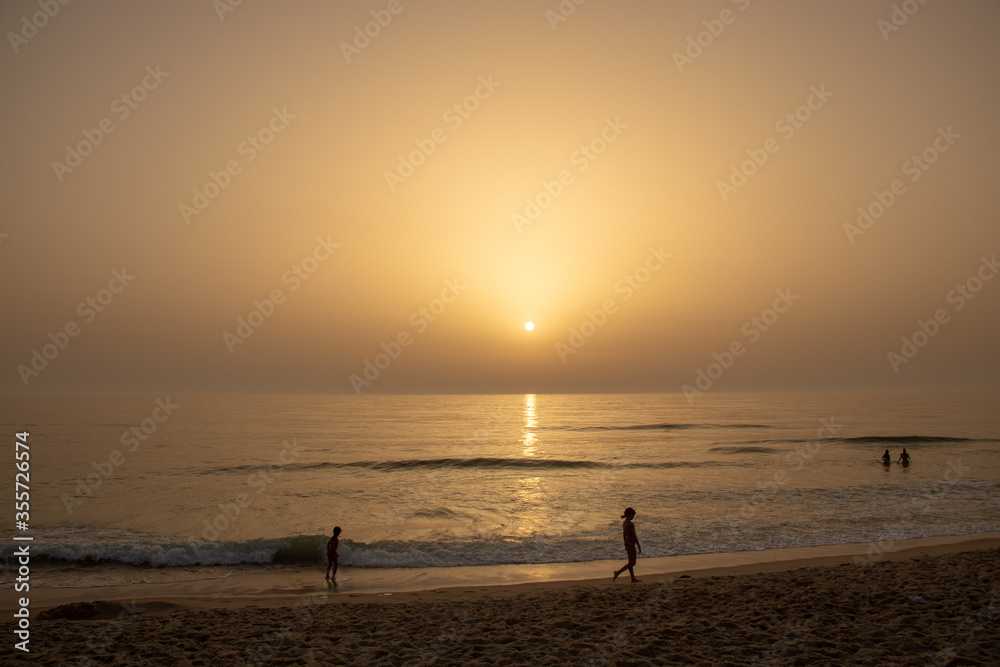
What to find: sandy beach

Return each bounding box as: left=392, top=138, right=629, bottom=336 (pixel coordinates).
left=9, top=540, right=999, bottom=666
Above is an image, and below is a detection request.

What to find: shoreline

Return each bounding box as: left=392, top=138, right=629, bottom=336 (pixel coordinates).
left=21, top=531, right=1000, bottom=615
left=12, top=536, right=1000, bottom=665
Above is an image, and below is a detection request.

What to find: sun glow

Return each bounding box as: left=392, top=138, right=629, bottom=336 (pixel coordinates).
left=524, top=322, right=534, bottom=331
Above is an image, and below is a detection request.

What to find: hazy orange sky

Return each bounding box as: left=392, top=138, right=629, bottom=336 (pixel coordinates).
left=2, top=0, right=998, bottom=394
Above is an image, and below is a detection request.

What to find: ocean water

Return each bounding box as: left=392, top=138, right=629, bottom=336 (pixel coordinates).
left=2, top=391, right=999, bottom=592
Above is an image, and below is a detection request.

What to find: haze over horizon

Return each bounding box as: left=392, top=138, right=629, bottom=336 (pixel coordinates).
left=2, top=0, right=998, bottom=395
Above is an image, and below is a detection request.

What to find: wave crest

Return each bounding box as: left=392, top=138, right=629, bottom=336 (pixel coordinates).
left=537, top=422, right=773, bottom=432
left=727, top=435, right=997, bottom=447
left=708, top=446, right=780, bottom=454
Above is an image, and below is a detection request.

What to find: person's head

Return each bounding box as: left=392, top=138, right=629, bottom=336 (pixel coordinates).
left=884, top=449, right=889, bottom=454
left=333, top=526, right=341, bottom=537
left=621, top=507, right=636, bottom=519
left=902, top=448, right=907, bottom=454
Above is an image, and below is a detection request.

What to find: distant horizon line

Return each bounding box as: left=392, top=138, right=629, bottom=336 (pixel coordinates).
left=4, top=387, right=998, bottom=397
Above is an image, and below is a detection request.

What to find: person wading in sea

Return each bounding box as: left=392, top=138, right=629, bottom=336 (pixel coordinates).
left=613, top=507, right=641, bottom=583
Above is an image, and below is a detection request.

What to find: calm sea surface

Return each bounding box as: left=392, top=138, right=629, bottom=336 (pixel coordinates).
left=2, top=391, right=999, bottom=589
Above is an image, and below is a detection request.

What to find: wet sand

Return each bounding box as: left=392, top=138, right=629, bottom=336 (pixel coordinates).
left=8, top=540, right=1000, bottom=665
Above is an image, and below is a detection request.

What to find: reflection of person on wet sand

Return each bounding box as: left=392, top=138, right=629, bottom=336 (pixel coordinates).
left=326, top=526, right=341, bottom=580
left=897, top=449, right=911, bottom=466
left=613, top=507, right=641, bottom=583
left=881, top=449, right=891, bottom=465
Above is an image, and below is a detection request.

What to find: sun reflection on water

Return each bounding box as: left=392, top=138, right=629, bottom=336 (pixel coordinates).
left=521, top=393, right=537, bottom=457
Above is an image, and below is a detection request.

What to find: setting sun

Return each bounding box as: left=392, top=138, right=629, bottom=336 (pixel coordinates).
left=524, top=322, right=535, bottom=331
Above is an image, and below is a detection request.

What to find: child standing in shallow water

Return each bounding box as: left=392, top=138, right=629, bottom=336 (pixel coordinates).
left=613, top=508, right=641, bottom=583
left=326, top=526, right=341, bottom=580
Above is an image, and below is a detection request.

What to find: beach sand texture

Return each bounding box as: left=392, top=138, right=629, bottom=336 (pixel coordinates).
left=10, top=548, right=998, bottom=666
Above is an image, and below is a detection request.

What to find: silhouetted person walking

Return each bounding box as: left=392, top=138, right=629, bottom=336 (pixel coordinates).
left=613, top=507, right=641, bottom=583
left=326, top=526, right=341, bottom=580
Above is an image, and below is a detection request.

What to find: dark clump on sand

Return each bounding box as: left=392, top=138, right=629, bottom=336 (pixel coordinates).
left=8, top=548, right=999, bottom=666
